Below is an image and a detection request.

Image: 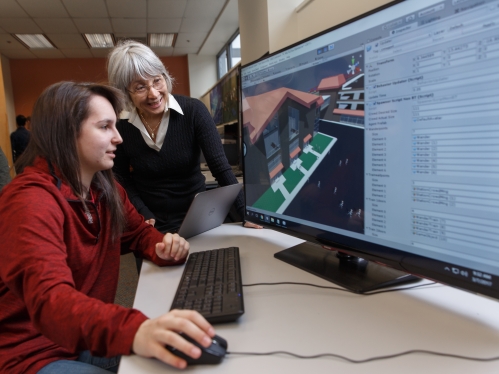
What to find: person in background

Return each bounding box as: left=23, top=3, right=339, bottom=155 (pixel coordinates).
left=0, top=146, right=11, bottom=191
left=107, top=40, right=261, bottom=234
left=0, top=81, right=216, bottom=373
left=10, top=114, right=31, bottom=167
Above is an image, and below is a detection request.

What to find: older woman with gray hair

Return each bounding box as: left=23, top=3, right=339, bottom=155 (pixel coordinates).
left=107, top=40, right=259, bottom=234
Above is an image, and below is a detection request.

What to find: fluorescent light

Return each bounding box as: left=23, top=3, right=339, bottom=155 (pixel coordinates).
left=148, top=33, right=177, bottom=47
left=15, top=34, right=54, bottom=49
left=84, top=34, right=115, bottom=48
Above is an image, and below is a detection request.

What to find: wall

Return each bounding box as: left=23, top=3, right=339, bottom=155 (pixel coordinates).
left=0, top=55, right=16, bottom=177
left=9, top=56, right=190, bottom=117
left=188, top=53, right=217, bottom=99
left=238, top=0, right=270, bottom=65
left=0, top=58, right=10, bottom=176
left=1, top=56, right=15, bottom=136
left=267, top=0, right=302, bottom=55
left=294, top=0, right=392, bottom=50
left=239, top=0, right=393, bottom=65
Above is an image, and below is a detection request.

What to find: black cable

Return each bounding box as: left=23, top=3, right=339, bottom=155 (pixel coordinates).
left=236, top=284, right=495, bottom=363
left=225, top=349, right=499, bottom=363
left=242, top=281, right=438, bottom=295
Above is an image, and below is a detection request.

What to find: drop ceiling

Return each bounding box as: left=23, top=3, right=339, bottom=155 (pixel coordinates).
left=0, top=0, right=239, bottom=59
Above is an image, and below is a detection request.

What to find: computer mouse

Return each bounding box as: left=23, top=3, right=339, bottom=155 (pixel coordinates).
left=166, top=333, right=227, bottom=365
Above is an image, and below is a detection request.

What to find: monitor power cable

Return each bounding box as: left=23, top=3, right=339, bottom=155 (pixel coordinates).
left=242, top=281, right=439, bottom=295
left=236, top=281, right=498, bottom=363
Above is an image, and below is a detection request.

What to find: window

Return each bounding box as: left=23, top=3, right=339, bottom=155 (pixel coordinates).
left=218, top=50, right=228, bottom=78
left=217, top=30, right=240, bottom=79
left=230, top=34, right=241, bottom=67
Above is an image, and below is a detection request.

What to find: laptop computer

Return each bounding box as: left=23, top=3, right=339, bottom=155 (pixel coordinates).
left=177, top=183, right=243, bottom=239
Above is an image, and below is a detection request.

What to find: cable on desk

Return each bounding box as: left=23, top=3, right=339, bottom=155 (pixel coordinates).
left=242, top=281, right=438, bottom=295
left=225, top=349, right=499, bottom=363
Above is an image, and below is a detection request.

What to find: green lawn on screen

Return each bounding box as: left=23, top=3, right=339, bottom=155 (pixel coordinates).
left=252, top=187, right=285, bottom=212
left=283, top=167, right=304, bottom=193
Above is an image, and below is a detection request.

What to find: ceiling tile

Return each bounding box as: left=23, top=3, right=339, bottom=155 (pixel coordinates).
left=172, top=46, right=199, bottom=56
left=1, top=49, right=36, bottom=58
left=175, top=32, right=204, bottom=48
left=107, top=0, right=146, bottom=18
left=60, top=48, right=94, bottom=58
left=184, top=0, right=225, bottom=19
left=0, top=34, right=26, bottom=49
left=0, top=0, right=29, bottom=17
left=198, top=40, right=225, bottom=55
left=90, top=47, right=113, bottom=57
left=111, top=19, right=146, bottom=34
left=0, top=18, right=42, bottom=33
left=151, top=47, right=173, bottom=57
left=17, top=0, right=69, bottom=17
left=148, top=0, right=187, bottom=19
left=147, top=18, right=182, bottom=33
left=206, top=26, right=235, bottom=44
left=46, top=33, right=88, bottom=49
left=30, top=48, right=66, bottom=58
left=62, top=0, right=108, bottom=18
left=0, top=0, right=239, bottom=58
left=73, top=18, right=112, bottom=33
left=180, top=17, right=213, bottom=33
left=34, top=18, right=79, bottom=34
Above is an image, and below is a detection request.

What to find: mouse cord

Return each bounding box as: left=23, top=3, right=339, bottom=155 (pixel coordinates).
left=224, top=349, right=499, bottom=363
left=242, top=281, right=438, bottom=295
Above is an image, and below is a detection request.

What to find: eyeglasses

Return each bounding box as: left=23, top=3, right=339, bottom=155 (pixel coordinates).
left=128, top=76, right=165, bottom=96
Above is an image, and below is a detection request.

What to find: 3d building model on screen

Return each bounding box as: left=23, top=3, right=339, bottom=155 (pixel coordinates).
left=242, top=52, right=366, bottom=234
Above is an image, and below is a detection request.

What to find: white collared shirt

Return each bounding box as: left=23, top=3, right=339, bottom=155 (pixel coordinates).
left=120, top=93, right=184, bottom=151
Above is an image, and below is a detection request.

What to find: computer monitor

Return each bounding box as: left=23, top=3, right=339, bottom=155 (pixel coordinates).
left=241, top=0, right=499, bottom=298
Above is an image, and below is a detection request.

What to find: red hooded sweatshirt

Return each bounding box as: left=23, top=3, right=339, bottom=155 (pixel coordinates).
left=0, top=157, right=184, bottom=373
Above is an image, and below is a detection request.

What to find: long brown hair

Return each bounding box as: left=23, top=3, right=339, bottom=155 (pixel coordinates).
left=16, top=81, right=126, bottom=239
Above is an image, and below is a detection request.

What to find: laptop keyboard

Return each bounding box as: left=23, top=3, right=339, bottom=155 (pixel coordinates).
left=170, top=247, right=244, bottom=324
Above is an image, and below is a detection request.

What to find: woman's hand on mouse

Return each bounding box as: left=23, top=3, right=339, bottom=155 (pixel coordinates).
left=132, top=309, right=215, bottom=369
left=155, top=233, right=190, bottom=262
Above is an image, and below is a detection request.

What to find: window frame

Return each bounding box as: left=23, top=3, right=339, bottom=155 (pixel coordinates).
left=217, top=29, right=240, bottom=80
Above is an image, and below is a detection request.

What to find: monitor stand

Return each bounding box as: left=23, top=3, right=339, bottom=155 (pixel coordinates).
left=274, top=242, right=420, bottom=293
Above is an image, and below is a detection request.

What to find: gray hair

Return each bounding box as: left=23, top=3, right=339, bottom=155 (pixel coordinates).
left=107, top=39, right=174, bottom=109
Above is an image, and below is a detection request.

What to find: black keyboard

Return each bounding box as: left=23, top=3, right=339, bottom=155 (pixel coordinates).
left=170, top=247, right=244, bottom=324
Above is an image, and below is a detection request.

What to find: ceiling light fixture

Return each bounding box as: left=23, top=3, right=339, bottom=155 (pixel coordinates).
left=84, top=34, right=115, bottom=48
left=148, top=33, right=177, bottom=47
left=14, top=34, right=54, bottom=49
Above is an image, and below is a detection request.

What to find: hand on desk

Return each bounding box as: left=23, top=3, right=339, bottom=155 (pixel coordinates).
left=243, top=221, right=264, bottom=229
left=155, top=233, right=190, bottom=262
left=132, top=310, right=215, bottom=370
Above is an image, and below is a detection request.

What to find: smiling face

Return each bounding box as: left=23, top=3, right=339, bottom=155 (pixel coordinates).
left=76, top=95, right=123, bottom=187
left=128, top=75, right=168, bottom=118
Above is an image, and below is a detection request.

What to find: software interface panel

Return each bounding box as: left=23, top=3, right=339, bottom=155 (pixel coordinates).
left=241, top=0, right=499, bottom=279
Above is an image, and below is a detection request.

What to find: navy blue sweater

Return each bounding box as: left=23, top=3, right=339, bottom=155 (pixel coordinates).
left=113, top=95, right=243, bottom=233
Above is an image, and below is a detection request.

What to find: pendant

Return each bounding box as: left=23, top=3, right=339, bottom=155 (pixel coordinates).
left=152, top=133, right=155, bottom=139
left=84, top=210, right=93, bottom=224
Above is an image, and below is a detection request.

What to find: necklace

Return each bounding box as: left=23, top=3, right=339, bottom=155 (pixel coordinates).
left=139, top=112, right=162, bottom=140
left=83, top=189, right=94, bottom=224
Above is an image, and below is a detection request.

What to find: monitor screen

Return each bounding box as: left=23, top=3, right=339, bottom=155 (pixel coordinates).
left=203, top=65, right=240, bottom=127
left=241, top=0, right=499, bottom=298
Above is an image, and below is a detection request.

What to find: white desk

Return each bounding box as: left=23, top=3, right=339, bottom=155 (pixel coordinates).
left=119, top=224, right=499, bottom=373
